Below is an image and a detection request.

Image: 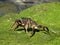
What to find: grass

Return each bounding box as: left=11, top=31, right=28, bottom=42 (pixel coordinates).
left=0, top=2, right=60, bottom=45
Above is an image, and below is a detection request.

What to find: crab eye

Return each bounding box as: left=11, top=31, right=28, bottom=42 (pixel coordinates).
left=22, top=23, right=24, bottom=25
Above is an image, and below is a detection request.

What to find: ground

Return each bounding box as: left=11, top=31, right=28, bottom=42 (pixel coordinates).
left=0, top=2, right=60, bottom=45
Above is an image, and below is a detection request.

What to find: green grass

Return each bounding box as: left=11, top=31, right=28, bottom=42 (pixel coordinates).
left=0, top=2, right=60, bottom=45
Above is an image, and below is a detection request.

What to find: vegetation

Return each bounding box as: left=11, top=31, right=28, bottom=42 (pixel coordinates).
left=0, top=2, right=17, bottom=16
left=0, top=2, right=60, bottom=45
